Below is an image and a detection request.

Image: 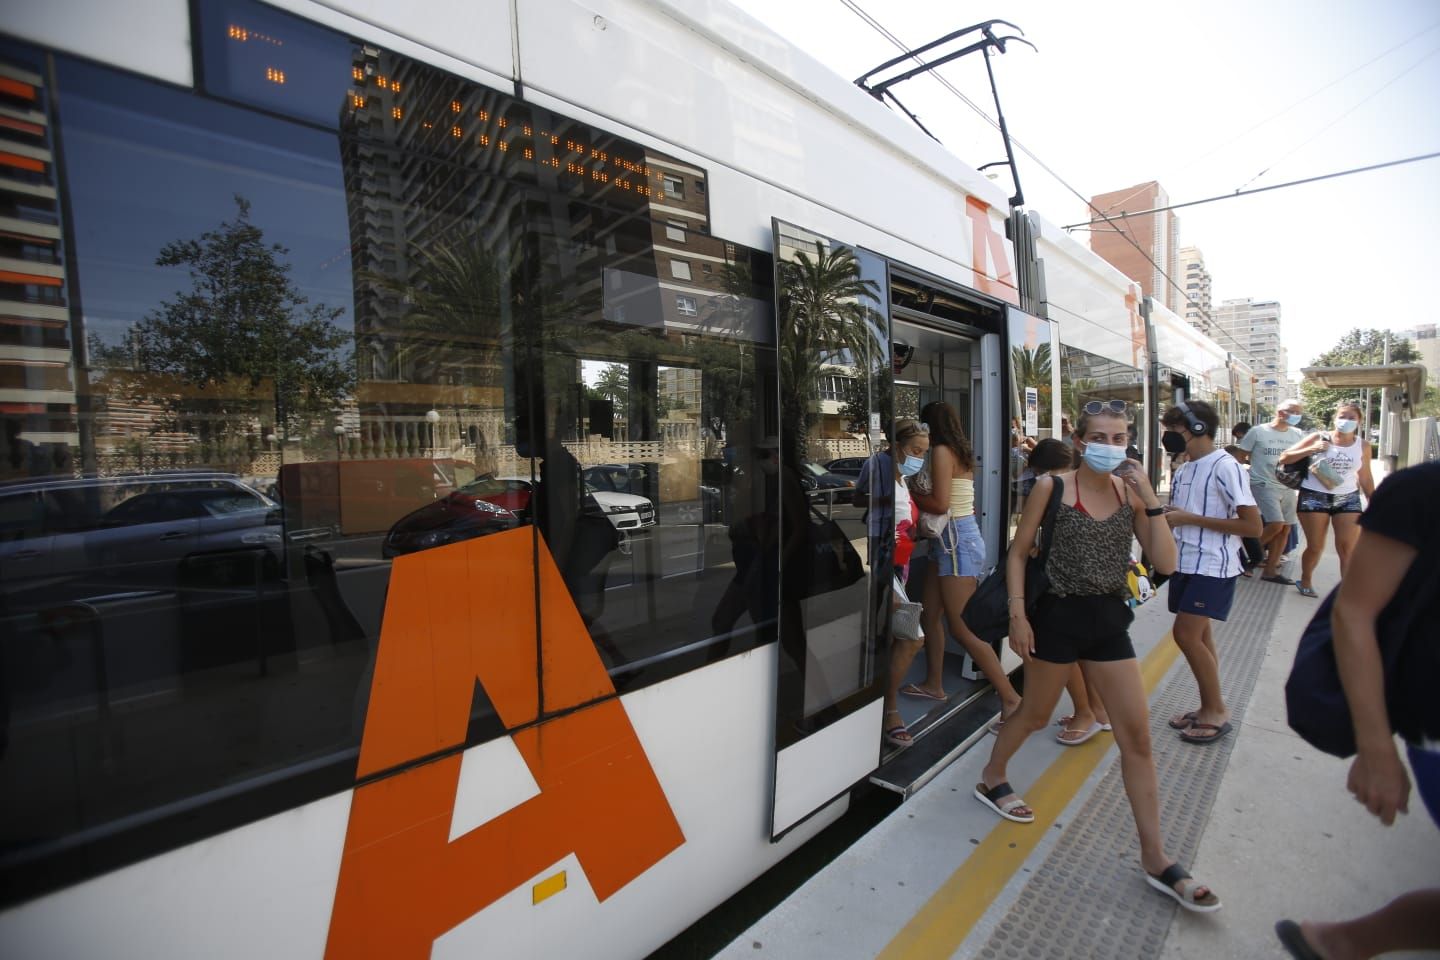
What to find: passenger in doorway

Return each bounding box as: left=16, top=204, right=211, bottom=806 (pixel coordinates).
left=1275, top=459, right=1440, bottom=960
left=1059, top=414, right=1075, bottom=448
left=976, top=400, right=1221, bottom=912
left=1281, top=401, right=1375, bottom=599
left=1236, top=401, right=1306, bottom=584
left=905, top=401, right=1022, bottom=721
left=1028, top=438, right=1111, bottom=745
left=1161, top=399, right=1262, bottom=745
left=879, top=419, right=929, bottom=748
left=1227, top=421, right=1267, bottom=575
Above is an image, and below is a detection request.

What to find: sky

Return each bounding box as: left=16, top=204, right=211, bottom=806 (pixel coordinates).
left=725, top=0, right=1440, bottom=380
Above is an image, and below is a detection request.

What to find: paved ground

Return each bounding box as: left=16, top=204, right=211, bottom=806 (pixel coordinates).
left=716, top=537, right=1440, bottom=959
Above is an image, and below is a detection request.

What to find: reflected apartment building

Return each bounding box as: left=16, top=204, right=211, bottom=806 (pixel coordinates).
left=0, top=54, right=78, bottom=480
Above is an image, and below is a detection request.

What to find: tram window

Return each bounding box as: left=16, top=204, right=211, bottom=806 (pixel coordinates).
left=523, top=193, right=778, bottom=692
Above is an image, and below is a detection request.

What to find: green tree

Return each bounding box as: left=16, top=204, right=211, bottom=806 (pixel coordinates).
left=1011, top=343, right=1053, bottom=430
left=123, top=196, right=352, bottom=444
left=1299, top=328, right=1427, bottom=428
left=592, top=364, right=630, bottom=406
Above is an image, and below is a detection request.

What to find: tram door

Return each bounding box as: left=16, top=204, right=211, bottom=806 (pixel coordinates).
left=766, top=220, right=891, bottom=840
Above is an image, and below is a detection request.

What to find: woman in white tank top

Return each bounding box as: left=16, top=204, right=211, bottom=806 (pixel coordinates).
left=1279, top=401, right=1375, bottom=597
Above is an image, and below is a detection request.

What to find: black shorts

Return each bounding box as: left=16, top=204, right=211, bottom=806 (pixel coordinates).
left=1029, top=593, right=1136, bottom=665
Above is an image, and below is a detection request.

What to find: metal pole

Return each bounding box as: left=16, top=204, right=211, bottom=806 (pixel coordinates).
left=1379, top=333, right=1392, bottom=474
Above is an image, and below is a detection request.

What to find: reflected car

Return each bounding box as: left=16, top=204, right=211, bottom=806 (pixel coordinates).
left=0, top=472, right=284, bottom=595
left=584, top=482, right=656, bottom=532
left=381, top=493, right=518, bottom=558
left=824, top=457, right=868, bottom=479
left=800, top=462, right=856, bottom=504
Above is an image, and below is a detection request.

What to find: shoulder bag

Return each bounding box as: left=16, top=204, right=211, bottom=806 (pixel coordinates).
left=962, top=477, right=1064, bottom=644
left=1285, top=549, right=1440, bottom=758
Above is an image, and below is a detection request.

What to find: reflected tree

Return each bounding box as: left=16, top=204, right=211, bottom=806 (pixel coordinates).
left=114, top=196, right=352, bottom=458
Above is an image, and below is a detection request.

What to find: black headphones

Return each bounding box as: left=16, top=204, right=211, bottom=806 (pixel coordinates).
left=1176, top=399, right=1207, bottom=436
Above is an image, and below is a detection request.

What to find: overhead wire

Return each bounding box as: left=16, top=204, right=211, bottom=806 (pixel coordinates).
left=834, top=0, right=1259, bottom=360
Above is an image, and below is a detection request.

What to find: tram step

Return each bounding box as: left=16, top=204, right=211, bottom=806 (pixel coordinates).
left=870, top=688, right=1002, bottom=798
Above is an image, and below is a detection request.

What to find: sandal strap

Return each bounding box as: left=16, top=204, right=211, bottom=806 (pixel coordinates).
left=982, top=781, right=1016, bottom=803
left=1153, top=863, right=1191, bottom=889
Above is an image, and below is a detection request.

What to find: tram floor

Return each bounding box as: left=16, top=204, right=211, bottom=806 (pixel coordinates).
left=689, top=544, right=1440, bottom=960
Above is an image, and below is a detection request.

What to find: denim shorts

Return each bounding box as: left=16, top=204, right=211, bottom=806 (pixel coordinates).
left=937, top=514, right=985, bottom=578
left=1298, top=489, right=1362, bottom=515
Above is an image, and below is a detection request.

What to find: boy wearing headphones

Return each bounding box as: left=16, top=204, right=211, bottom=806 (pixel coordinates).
left=1160, top=400, right=1263, bottom=745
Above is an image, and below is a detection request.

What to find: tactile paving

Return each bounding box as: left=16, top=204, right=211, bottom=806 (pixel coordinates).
left=971, top=578, right=1285, bottom=960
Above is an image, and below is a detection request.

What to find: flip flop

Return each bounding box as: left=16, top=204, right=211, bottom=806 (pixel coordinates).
left=1274, top=920, right=1324, bottom=960
left=900, top=683, right=947, bottom=702
left=1296, top=584, right=1320, bottom=598
left=1056, top=716, right=1112, bottom=731
left=1168, top=710, right=1198, bottom=730
left=883, top=710, right=913, bottom=748
left=1180, top=720, right=1233, bottom=745
left=1056, top=721, right=1105, bottom=746
left=1262, top=575, right=1295, bottom=585
left=974, top=781, right=1034, bottom=823
left=1145, top=863, right=1221, bottom=913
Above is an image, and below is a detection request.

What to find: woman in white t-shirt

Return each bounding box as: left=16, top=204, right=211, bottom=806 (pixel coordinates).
left=1279, top=401, right=1375, bottom=598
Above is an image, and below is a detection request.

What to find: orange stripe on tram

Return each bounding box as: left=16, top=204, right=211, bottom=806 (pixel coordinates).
left=324, top=527, right=684, bottom=958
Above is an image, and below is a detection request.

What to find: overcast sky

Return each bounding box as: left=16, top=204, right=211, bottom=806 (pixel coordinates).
left=726, top=0, right=1440, bottom=379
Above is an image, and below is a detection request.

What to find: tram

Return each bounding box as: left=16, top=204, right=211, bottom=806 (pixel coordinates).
left=0, top=2, right=1253, bottom=956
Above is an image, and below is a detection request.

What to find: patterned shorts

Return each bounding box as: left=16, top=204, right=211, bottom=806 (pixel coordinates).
left=1297, top=489, right=1362, bottom=515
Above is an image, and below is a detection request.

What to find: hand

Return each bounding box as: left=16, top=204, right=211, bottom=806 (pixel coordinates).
left=1347, top=745, right=1411, bottom=826
left=1117, top=461, right=1155, bottom=497
left=1164, top=508, right=1196, bottom=527
left=1008, top=615, right=1035, bottom=661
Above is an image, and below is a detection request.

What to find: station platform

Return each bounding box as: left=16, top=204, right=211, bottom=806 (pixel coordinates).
left=716, top=546, right=1440, bottom=959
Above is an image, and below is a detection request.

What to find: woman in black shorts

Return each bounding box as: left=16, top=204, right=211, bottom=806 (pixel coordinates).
left=1280, top=401, right=1374, bottom=598
left=974, top=401, right=1221, bottom=913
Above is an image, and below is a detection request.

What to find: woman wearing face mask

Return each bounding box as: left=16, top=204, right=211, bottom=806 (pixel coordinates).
left=882, top=419, right=931, bottom=747
left=976, top=402, right=1220, bottom=913
left=1280, top=401, right=1375, bottom=598
left=907, top=401, right=1022, bottom=723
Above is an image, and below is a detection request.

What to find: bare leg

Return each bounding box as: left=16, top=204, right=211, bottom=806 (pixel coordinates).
left=884, top=636, right=925, bottom=715
left=910, top=564, right=946, bottom=699
left=980, top=658, right=1072, bottom=813
left=1172, top=612, right=1228, bottom=729
left=1259, top=521, right=1288, bottom=576
left=1331, top=512, right=1361, bottom=577
left=1296, top=889, right=1440, bottom=960
left=1298, top=511, right=1329, bottom=590
left=939, top=573, right=1020, bottom=713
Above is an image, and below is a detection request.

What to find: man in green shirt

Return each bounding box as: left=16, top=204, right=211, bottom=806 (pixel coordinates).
left=1235, top=399, right=1306, bottom=582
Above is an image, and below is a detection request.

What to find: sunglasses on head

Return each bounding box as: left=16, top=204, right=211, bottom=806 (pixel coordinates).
left=1082, top=399, right=1129, bottom=415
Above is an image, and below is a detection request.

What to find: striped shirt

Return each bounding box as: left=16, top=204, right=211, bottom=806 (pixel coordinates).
left=1169, top=449, right=1257, bottom=578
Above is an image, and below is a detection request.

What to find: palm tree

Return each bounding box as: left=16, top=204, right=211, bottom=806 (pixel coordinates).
left=776, top=240, right=880, bottom=457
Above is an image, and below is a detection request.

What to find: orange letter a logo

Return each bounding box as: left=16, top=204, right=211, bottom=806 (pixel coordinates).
left=324, top=528, right=685, bottom=958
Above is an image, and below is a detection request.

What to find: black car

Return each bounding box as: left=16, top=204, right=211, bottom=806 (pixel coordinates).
left=382, top=493, right=519, bottom=558
left=799, top=462, right=856, bottom=504
left=824, top=457, right=869, bottom=479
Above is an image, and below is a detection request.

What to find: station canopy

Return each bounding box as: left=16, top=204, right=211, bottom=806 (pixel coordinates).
left=1302, top=363, right=1427, bottom=411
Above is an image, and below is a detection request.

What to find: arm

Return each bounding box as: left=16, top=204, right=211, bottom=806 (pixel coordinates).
left=1332, top=528, right=1416, bottom=825
left=1279, top=433, right=1327, bottom=464
left=1122, top=466, right=1176, bottom=576
left=912, top=445, right=954, bottom=515
left=1004, top=474, right=1054, bottom=660
left=1357, top=442, right=1375, bottom=499
left=1234, top=430, right=1257, bottom=465
left=1231, top=448, right=1250, bottom=465
left=1166, top=504, right=1262, bottom=538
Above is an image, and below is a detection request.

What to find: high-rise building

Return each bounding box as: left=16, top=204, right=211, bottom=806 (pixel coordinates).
left=1397, top=324, right=1440, bottom=386
left=1088, top=181, right=1180, bottom=313
left=1213, top=298, right=1284, bottom=410
left=0, top=54, right=79, bottom=478
left=1177, top=246, right=1214, bottom=335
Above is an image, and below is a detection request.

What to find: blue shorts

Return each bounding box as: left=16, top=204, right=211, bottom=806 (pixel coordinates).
left=1408, top=743, right=1440, bottom=830
left=937, top=514, right=985, bottom=578
left=1166, top=572, right=1238, bottom=621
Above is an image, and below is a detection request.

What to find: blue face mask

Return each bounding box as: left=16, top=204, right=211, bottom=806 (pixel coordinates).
left=1335, top=418, right=1358, bottom=434
left=1082, top=442, right=1128, bottom=474
left=899, top=454, right=925, bottom=477
left=1286, top=413, right=1303, bottom=426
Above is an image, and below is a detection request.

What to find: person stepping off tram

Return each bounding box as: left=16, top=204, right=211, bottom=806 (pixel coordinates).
left=973, top=399, right=1221, bottom=913
left=1160, top=399, right=1263, bottom=746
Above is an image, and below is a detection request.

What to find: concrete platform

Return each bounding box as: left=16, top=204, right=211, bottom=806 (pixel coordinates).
left=716, top=544, right=1440, bottom=959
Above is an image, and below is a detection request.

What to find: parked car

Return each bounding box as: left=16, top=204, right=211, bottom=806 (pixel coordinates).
left=799, top=462, right=856, bottom=504
left=463, top=473, right=656, bottom=534
left=824, top=456, right=868, bottom=479
left=0, top=472, right=284, bottom=597
left=382, top=493, right=518, bottom=558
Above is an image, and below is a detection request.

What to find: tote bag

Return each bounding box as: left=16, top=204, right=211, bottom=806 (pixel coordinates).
left=962, top=478, right=1063, bottom=644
